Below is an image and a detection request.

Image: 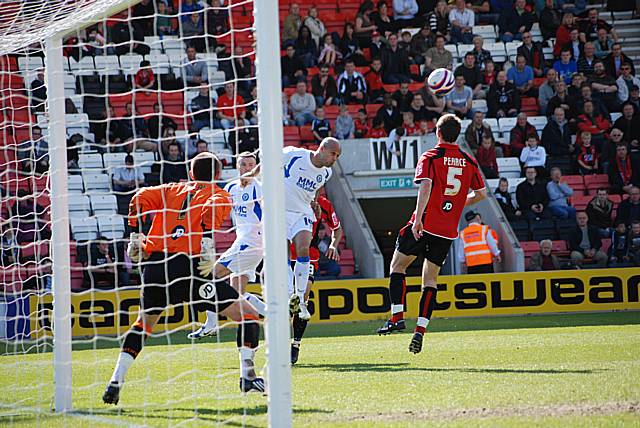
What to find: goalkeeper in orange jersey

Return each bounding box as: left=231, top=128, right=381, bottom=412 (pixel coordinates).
left=102, top=153, right=265, bottom=406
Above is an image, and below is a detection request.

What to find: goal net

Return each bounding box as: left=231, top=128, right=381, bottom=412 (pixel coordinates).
left=0, top=0, right=290, bottom=425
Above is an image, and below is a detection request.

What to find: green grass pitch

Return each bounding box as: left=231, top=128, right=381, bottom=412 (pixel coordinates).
left=1, top=312, right=639, bottom=427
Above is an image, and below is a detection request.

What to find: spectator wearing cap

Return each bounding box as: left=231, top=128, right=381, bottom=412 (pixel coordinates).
left=546, top=167, right=576, bottom=219
left=497, top=0, right=535, bottom=43
left=487, top=70, right=520, bottom=118
left=616, top=64, right=640, bottom=104
left=516, top=167, right=552, bottom=220
left=509, top=113, right=538, bottom=158
left=282, top=3, right=302, bottom=45
left=517, top=32, right=545, bottom=78
left=381, top=33, right=411, bottom=84
left=337, top=60, right=367, bottom=105
left=507, top=54, right=537, bottom=98
left=616, top=186, right=640, bottom=226
left=586, top=188, right=614, bottom=237
left=449, top=0, right=475, bottom=44
left=603, top=43, right=635, bottom=78
left=280, top=43, right=306, bottom=88
left=579, top=8, right=618, bottom=43
left=528, top=239, right=562, bottom=271
left=458, top=211, right=501, bottom=274
left=569, top=211, right=607, bottom=268
left=113, top=154, right=145, bottom=192
left=613, top=102, right=640, bottom=146
left=311, top=64, right=338, bottom=106
left=553, top=48, right=578, bottom=85
left=369, top=31, right=386, bottom=59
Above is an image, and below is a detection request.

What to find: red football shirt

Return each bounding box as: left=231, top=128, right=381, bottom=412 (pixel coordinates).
left=410, top=142, right=484, bottom=239
left=290, top=195, right=341, bottom=264
left=217, top=94, right=245, bottom=118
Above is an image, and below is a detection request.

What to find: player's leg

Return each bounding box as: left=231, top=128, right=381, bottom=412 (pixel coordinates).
left=409, top=234, right=450, bottom=354
left=188, top=262, right=234, bottom=339
left=378, top=225, right=418, bottom=335
left=291, top=263, right=315, bottom=365
left=291, top=229, right=313, bottom=320
left=103, top=310, right=162, bottom=404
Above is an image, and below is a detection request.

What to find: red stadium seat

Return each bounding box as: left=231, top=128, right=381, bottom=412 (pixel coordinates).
left=521, top=97, right=538, bottom=115
left=520, top=241, right=540, bottom=257
left=584, top=174, right=609, bottom=193
left=564, top=175, right=585, bottom=194
left=568, top=195, right=591, bottom=211
left=299, top=125, right=315, bottom=143
left=324, top=105, right=340, bottom=120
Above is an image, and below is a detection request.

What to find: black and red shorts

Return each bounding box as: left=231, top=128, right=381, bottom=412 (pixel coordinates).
left=395, top=225, right=453, bottom=267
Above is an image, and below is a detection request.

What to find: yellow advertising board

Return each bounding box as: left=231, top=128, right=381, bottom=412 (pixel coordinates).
left=27, top=268, right=640, bottom=338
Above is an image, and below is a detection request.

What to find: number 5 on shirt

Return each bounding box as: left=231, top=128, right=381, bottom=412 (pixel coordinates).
left=444, top=167, right=463, bottom=196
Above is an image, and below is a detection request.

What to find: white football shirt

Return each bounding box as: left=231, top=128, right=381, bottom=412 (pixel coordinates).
left=282, top=147, right=332, bottom=216
left=223, top=178, right=263, bottom=248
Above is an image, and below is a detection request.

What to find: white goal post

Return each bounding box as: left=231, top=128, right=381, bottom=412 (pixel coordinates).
left=0, top=0, right=291, bottom=425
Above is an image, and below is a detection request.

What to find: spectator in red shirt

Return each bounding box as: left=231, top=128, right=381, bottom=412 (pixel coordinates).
left=134, top=60, right=155, bottom=91
left=554, top=13, right=577, bottom=58
left=476, top=133, right=499, bottom=178
left=369, top=116, right=387, bottom=138
left=401, top=112, right=420, bottom=136
left=577, top=100, right=611, bottom=146
left=354, top=109, right=370, bottom=138
left=577, top=131, right=599, bottom=175
left=217, top=82, right=245, bottom=129
left=365, top=57, right=385, bottom=103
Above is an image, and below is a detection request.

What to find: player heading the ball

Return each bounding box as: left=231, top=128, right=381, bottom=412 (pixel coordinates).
left=376, top=114, right=487, bottom=354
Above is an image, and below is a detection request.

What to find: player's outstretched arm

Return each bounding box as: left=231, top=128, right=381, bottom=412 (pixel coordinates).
left=412, top=179, right=432, bottom=240
left=465, top=188, right=488, bottom=206
left=326, top=225, right=343, bottom=261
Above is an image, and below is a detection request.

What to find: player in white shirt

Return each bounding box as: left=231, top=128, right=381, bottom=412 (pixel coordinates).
left=284, top=137, right=341, bottom=320
left=189, top=152, right=267, bottom=340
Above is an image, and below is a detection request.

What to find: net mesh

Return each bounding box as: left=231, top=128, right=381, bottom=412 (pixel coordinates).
left=1, top=0, right=268, bottom=425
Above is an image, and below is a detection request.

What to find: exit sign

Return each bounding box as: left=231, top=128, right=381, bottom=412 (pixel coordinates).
left=379, top=177, right=415, bottom=189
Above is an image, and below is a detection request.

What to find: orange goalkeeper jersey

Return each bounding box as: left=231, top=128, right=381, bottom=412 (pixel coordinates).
left=128, top=182, right=231, bottom=255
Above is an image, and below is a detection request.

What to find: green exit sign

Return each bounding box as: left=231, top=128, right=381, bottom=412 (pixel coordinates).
left=379, top=177, right=415, bottom=189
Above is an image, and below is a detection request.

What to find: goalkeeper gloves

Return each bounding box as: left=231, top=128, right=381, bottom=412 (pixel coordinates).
left=127, top=232, right=147, bottom=263
left=197, top=237, right=216, bottom=277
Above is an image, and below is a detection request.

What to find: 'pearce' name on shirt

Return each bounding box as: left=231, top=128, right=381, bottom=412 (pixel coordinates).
left=443, top=157, right=466, bottom=167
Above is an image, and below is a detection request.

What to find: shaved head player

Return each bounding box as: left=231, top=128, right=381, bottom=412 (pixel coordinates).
left=376, top=114, right=487, bottom=353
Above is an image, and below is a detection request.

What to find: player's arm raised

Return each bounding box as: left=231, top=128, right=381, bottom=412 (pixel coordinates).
left=326, top=225, right=343, bottom=261
left=412, top=178, right=432, bottom=240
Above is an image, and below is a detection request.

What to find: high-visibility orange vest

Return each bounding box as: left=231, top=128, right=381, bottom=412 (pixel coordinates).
left=461, top=223, right=493, bottom=266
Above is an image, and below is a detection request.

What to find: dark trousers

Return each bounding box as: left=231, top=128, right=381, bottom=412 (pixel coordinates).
left=467, top=264, right=494, bottom=274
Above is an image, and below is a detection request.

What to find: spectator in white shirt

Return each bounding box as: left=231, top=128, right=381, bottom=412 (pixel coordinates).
left=393, top=0, right=419, bottom=22
left=445, top=75, right=473, bottom=119
left=520, top=136, right=547, bottom=173
left=449, top=0, right=474, bottom=44
left=112, top=155, right=145, bottom=192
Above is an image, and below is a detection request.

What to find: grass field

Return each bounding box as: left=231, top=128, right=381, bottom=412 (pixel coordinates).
left=1, top=312, right=640, bottom=427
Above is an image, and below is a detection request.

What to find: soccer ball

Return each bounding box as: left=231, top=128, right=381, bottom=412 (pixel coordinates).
left=427, top=68, right=455, bottom=96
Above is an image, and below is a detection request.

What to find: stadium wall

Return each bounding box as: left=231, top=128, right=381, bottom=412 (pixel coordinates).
left=2, top=267, right=639, bottom=340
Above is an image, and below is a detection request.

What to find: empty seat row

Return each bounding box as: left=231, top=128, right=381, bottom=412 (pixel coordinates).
left=70, top=214, right=126, bottom=240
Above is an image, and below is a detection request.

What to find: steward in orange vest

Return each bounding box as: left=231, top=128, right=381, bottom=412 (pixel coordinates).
left=459, top=211, right=501, bottom=274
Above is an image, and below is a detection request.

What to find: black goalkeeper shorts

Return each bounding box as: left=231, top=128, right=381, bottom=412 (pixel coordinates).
left=141, top=253, right=239, bottom=315
left=395, top=225, right=453, bottom=267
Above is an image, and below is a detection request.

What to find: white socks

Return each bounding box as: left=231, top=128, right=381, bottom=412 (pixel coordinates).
left=293, top=258, right=310, bottom=300
left=243, top=292, right=266, bottom=316
left=392, top=304, right=404, bottom=314
left=204, top=310, right=218, bottom=329
left=239, top=347, right=256, bottom=379
left=110, top=352, right=134, bottom=385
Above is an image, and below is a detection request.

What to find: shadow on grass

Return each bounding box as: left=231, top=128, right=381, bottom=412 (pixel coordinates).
left=71, top=404, right=331, bottom=427
left=295, top=362, right=603, bottom=375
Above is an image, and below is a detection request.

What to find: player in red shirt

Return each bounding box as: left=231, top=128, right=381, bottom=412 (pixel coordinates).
left=289, top=195, right=342, bottom=364
left=376, top=114, right=487, bottom=354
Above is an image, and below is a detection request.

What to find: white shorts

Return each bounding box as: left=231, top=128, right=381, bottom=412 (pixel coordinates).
left=286, top=211, right=315, bottom=241
left=217, top=241, right=263, bottom=283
